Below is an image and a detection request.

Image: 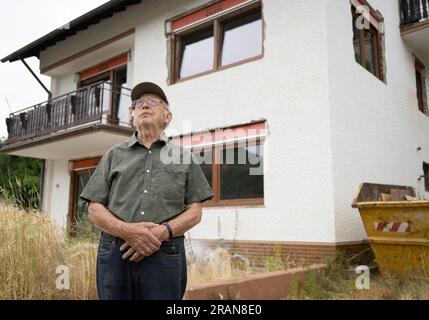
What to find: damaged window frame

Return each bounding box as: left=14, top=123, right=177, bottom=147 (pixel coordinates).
left=351, top=3, right=385, bottom=82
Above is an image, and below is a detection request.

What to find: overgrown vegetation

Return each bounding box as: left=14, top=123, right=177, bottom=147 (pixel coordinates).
left=73, top=213, right=101, bottom=241
left=1, top=202, right=428, bottom=300
left=0, top=202, right=97, bottom=299
left=0, top=141, right=41, bottom=209
left=0, top=203, right=255, bottom=299
left=186, top=246, right=253, bottom=285
left=265, top=244, right=294, bottom=272
left=288, top=251, right=429, bottom=300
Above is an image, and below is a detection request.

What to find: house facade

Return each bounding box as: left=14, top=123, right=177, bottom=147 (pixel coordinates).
left=1, top=0, right=429, bottom=265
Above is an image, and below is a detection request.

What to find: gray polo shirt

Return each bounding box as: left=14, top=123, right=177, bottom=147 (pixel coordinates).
left=80, top=131, right=213, bottom=223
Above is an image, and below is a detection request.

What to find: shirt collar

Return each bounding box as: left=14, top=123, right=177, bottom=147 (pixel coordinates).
left=127, top=131, right=170, bottom=148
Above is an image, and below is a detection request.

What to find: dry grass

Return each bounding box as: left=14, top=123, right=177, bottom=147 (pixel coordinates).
left=0, top=203, right=253, bottom=299
left=341, top=277, right=429, bottom=300
left=2, top=203, right=428, bottom=300
left=288, top=253, right=429, bottom=300
left=186, top=247, right=253, bottom=285
left=0, top=202, right=97, bottom=299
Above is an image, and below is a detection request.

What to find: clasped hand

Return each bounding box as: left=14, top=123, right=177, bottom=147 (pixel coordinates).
left=119, top=222, right=168, bottom=262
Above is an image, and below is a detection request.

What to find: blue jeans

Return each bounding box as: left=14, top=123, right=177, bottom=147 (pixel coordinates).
left=96, top=232, right=187, bottom=300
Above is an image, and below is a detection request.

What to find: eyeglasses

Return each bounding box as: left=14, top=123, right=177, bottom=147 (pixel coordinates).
left=131, top=98, right=166, bottom=110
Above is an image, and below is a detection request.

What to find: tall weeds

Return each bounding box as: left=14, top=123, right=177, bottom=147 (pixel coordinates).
left=0, top=203, right=97, bottom=299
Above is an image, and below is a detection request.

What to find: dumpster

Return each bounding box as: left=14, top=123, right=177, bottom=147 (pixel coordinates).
left=352, top=183, right=429, bottom=277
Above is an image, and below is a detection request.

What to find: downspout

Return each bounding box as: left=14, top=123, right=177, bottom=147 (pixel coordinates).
left=19, top=58, right=52, bottom=99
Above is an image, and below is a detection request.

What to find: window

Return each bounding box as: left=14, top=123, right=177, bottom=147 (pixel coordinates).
left=193, top=138, right=264, bottom=207
left=179, top=28, right=214, bottom=79
left=169, top=0, right=262, bottom=83
left=220, top=11, right=262, bottom=67
left=351, top=4, right=384, bottom=81
left=415, top=58, right=428, bottom=114
left=69, top=158, right=101, bottom=237
left=424, top=162, right=429, bottom=192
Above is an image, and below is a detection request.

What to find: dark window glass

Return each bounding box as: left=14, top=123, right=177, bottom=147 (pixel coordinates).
left=179, top=29, right=214, bottom=78
left=352, top=16, right=361, bottom=64
left=221, top=11, right=262, bottom=66
left=74, top=169, right=96, bottom=237
left=364, top=29, right=377, bottom=75
left=416, top=69, right=424, bottom=112
left=415, top=61, right=427, bottom=114
left=220, top=143, right=263, bottom=200
left=194, top=148, right=213, bottom=187
left=424, top=162, right=429, bottom=192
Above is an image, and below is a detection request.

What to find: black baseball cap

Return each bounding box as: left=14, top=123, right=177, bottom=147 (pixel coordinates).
left=131, top=82, right=169, bottom=104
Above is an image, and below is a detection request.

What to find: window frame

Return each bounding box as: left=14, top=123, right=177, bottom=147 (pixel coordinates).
left=169, top=1, right=263, bottom=84
left=67, top=157, right=100, bottom=237
left=193, top=137, right=264, bottom=208
left=351, top=8, right=384, bottom=81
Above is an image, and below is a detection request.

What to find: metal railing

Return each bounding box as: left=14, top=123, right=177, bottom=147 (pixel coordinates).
left=5, top=81, right=131, bottom=144
left=400, top=0, right=429, bottom=25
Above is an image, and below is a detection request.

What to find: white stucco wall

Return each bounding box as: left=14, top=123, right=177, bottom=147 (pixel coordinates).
left=50, top=73, right=76, bottom=97
left=41, top=159, right=52, bottom=215
left=327, top=0, right=429, bottom=243
left=44, top=159, right=70, bottom=229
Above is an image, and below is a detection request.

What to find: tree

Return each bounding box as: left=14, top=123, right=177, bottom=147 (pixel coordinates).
left=0, top=140, right=41, bottom=209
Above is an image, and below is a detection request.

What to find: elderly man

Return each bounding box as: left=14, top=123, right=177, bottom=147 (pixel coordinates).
left=80, top=82, right=213, bottom=300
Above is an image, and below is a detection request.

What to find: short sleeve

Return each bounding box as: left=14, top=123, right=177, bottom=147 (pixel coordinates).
left=184, top=153, right=214, bottom=205
left=79, top=149, right=113, bottom=206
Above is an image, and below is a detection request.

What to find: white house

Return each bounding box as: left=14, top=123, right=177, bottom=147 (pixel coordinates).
left=1, top=0, right=429, bottom=266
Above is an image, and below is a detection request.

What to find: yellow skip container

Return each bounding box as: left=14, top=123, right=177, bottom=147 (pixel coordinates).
left=352, top=183, right=429, bottom=277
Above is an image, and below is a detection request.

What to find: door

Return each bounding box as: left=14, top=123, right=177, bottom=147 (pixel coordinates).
left=79, top=54, right=128, bottom=125
left=68, top=158, right=100, bottom=238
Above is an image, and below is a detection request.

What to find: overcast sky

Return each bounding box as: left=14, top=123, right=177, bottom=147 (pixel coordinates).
left=0, top=0, right=109, bottom=140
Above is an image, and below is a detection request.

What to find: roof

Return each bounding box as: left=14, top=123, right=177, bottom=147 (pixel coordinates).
left=1, top=0, right=142, bottom=63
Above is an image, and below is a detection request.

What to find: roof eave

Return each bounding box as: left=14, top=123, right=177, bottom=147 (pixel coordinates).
left=1, top=0, right=142, bottom=63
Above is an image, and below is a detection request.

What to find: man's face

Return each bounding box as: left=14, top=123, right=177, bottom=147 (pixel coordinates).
left=132, top=93, right=172, bottom=130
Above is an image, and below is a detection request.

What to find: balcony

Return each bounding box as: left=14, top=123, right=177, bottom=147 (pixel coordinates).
left=2, top=81, right=133, bottom=159
left=400, top=0, right=429, bottom=58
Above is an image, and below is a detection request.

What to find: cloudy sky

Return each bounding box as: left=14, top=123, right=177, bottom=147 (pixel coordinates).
left=0, top=0, right=109, bottom=139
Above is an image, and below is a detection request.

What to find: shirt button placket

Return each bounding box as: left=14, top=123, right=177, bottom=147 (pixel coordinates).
left=143, top=149, right=153, bottom=198
left=138, top=149, right=153, bottom=220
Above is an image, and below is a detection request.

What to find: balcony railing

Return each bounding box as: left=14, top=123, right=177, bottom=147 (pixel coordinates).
left=5, top=81, right=131, bottom=144
left=400, top=0, right=429, bottom=25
